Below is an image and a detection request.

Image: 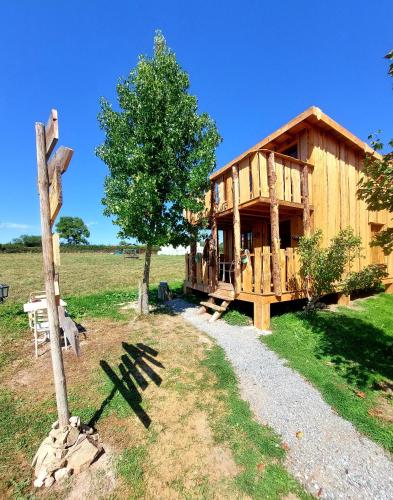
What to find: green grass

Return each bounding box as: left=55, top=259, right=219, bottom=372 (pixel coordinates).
left=202, top=345, right=310, bottom=499
left=0, top=253, right=184, bottom=303
left=117, top=445, right=147, bottom=498
left=0, top=389, right=56, bottom=495
left=263, top=293, right=393, bottom=452
left=222, top=309, right=252, bottom=326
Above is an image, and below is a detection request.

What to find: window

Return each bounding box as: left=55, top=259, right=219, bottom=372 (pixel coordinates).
left=281, top=144, right=298, bottom=159
left=241, top=231, right=253, bottom=251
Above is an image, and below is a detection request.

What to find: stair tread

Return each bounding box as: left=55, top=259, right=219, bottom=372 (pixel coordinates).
left=200, top=301, right=227, bottom=312
left=209, top=292, right=234, bottom=300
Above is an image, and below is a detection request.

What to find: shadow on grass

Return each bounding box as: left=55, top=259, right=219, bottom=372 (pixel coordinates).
left=90, top=343, right=164, bottom=429
left=303, top=311, right=393, bottom=389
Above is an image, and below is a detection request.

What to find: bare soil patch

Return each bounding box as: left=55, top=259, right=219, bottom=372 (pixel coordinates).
left=3, top=312, right=242, bottom=498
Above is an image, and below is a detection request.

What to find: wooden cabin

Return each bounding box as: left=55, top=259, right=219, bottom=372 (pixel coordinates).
left=184, top=106, right=393, bottom=329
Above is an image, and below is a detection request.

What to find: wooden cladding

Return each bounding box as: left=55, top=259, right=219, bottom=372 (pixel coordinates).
left=213, top=151, right=311, bottom=212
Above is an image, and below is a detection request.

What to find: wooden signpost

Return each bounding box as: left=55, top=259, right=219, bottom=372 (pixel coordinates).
left=35, top=109, right=74, bottom=428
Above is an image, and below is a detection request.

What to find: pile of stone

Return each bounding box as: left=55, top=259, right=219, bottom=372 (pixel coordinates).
left=32, top=416, right=103, bottom=489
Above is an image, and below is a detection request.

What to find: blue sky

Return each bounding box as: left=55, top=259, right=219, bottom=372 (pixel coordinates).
left=1, top=0, right=392, bottom=244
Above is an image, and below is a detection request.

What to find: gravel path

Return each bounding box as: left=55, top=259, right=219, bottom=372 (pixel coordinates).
left=169, top=299, right=393, bottom=500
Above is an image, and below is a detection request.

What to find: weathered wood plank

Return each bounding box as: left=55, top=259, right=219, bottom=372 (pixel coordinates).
left=262, top=246, right=271, bottom=293
left=45, top=109, right=59, bottom=158
left=250, top=153, right=260, bottom=199
left=53, top=232, right=60, bottom=267
left=239, top=158, right=250, bottom=203
left=259, top=152, right=269, bottom=197
left=48, top=146, right=73, bottom=182
left=49, top=166, right=62, bottom=226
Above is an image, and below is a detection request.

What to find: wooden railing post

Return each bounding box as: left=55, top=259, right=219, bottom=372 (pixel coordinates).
left=232, top=165, right=241, bottom=294
left=302, top=164, right=311, bottom=236
left=267, top=152, right=282, bottom=296
left=210, top=180, right=218, bottom=288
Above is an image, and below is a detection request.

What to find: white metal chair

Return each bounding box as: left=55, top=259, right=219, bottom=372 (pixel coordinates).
left=28, top=291, right=50, bottom=358
left=31, top=308, right=50, bottom=358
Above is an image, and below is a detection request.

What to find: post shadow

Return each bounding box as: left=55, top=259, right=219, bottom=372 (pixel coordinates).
left=89, top=343, right=164, bottom=429
left=89, top=360, right=151, bottom=429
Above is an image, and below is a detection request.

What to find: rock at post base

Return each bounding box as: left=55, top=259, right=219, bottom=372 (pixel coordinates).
left=66, top=437, right=101, bottom=474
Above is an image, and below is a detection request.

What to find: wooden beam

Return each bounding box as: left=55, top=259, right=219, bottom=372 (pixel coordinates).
left=302, top=164, right=311, bottom=236
left=267, top=152, right=282, bottom=296
left=45, top=109, right=59, bottom=158
left=48, top=146, right=73, bottom=181
left=254, top=302, right=270, bottom=330
left=53, top=232, right=60, bottom=267
left=36, top=121, right=69, bottom=428
left=232, top=165, right=241, bottom=294
left=49, top=166, right=63, bottom=226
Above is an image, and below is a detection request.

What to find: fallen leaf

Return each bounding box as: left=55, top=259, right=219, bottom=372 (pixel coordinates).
left=282, top=442, right=290, bottom=451
left=355, top=390, right=366, bottom=399
left=295, top=431, right=304, bottom=439
left=257, top=462, right=265, bottom=472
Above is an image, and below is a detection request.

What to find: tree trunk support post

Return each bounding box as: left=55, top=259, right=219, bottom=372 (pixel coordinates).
left=232, top=165, right=241, bottom=294
left=138, top=244, right=152, bottom=314
left=267, top=152, right=281, bottom=296
left=210, top=180, right=218, bottom=289
left=302, top=164, right=311, bottom=236
left=254, top=302, right=271, bottom=330
left=36, top=122, right=70, bottom=429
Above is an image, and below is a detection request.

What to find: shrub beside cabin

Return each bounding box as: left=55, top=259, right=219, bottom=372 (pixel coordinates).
left=184, top=106, right=393, bottom=328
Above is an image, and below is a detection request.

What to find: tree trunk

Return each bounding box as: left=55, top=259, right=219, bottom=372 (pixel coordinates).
left=138, top=244, right=152, bottom=315
left=232, top=165, right=241, bottom=294
left=267, top=152, right=282, bottom=296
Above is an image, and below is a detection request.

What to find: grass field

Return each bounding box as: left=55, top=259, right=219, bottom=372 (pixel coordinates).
left=0, top=253, right=184, bottom=302
left=263, top=294, right=393, bottom=453
left=0, top=253, right=308, bottom=498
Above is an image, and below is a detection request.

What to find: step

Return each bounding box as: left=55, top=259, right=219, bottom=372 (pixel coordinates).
left=217, top=281, right=234, bottom=291
left=200, top=301, right=226, bottom=313
left=209, top=291, right=235, bottom=301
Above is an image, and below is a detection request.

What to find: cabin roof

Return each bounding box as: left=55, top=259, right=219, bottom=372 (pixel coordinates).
left=211, top=106, right=378, bottom=181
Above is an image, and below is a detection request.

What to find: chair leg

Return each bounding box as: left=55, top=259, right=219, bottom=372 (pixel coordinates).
left=34, top=328, right=38, bottom=358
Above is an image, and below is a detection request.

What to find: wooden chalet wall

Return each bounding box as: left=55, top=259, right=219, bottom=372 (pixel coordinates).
left=307, top=125, right=393, bottom=277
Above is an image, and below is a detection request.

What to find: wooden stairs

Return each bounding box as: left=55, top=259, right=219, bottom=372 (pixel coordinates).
left=198, top=281, right=235, bottom=322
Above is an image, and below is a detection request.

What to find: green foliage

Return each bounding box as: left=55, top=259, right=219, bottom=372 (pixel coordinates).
left=298, top=228, right=362, bottom=309
left=357, top=52, right=393, bottom=254
left=96, top=31, right=221, bottom=249
left=386, top=49, right=393, bottom=78
left=11, top=234, right=41, bottom=247
left=263, top=294, right=393, bottom=452
left=56, top=216, right=90, bottom=245
left=222, top=309, right=251, bottom=326
left=342, top=264, right=388, bottom=295
left=117, top=445, right=147, bottom=496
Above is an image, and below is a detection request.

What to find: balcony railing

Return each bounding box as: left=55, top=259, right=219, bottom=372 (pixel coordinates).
left=214, top=150, right=313, bottom=213
left=185, top=246, right=303, bottom=296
